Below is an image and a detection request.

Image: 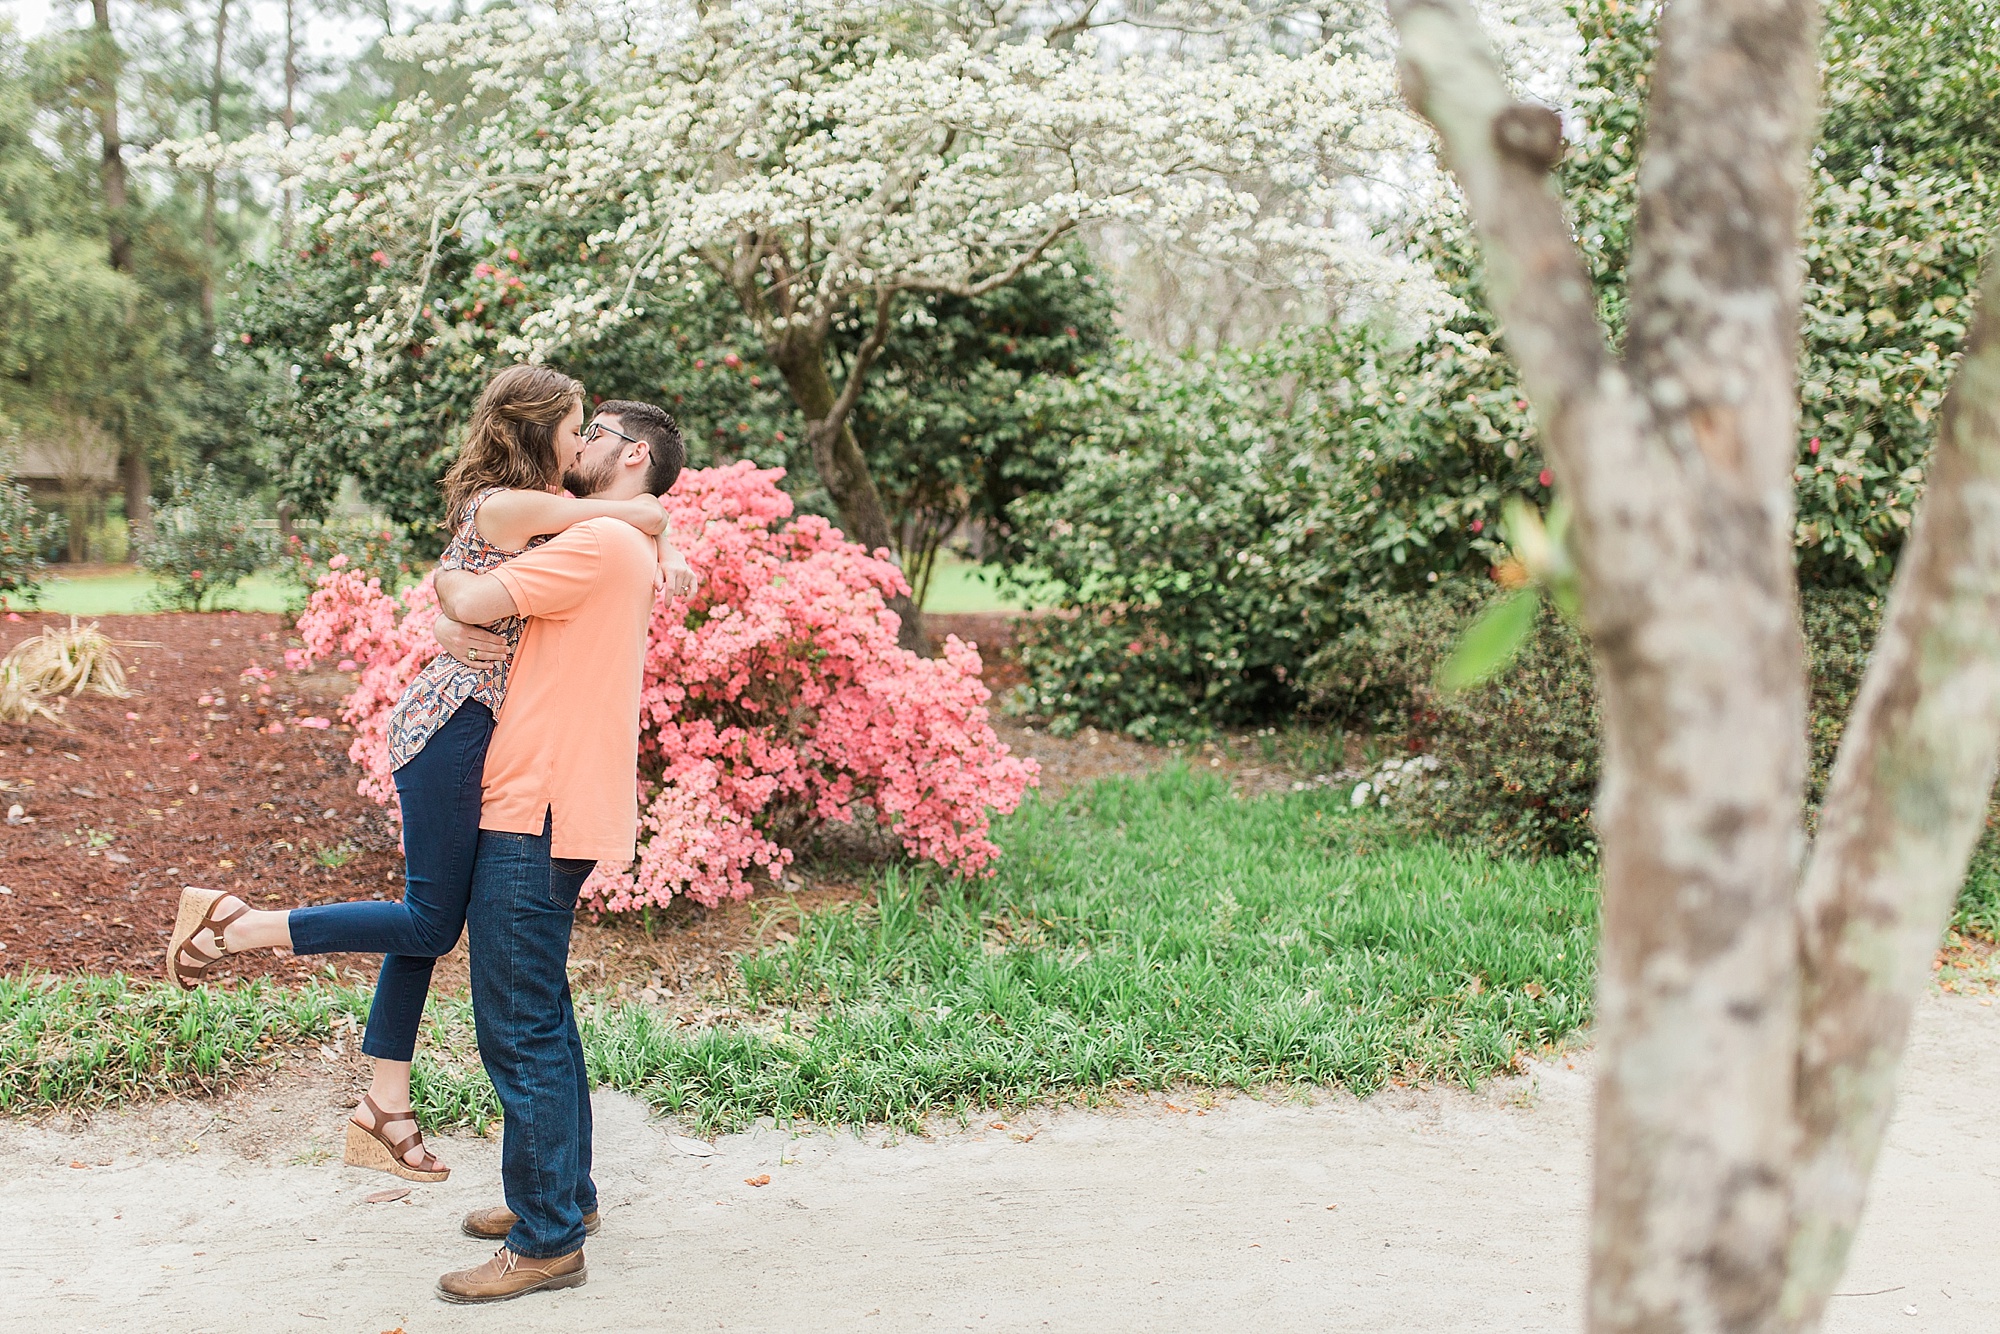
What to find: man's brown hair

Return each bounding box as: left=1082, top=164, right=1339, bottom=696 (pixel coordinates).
left=595, top=400, right=686, bottom=495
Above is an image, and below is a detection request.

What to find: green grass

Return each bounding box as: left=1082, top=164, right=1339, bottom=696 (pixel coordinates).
left=0, top=973, right=365, bottom=1111
left=1, top=771, right=1599, bottom=1130
left=29, top=568, right=295, bottom=615
left=921, top=554, right=1033, bottom=613
left=415, top=770, right=1599, bottom=1132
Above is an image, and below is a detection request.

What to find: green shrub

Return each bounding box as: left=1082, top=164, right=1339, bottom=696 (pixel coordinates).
left=137, top=467, right=275, bottom=611
left=1308, top=580, right=1599, bottom=859
left=0, top=473, right=65, bottom=608
left=1310, top=581, right=2000, bottom=935
left=275, top=518, right=416, bottom=605
left=1003, top=345, right=1347, bottom=737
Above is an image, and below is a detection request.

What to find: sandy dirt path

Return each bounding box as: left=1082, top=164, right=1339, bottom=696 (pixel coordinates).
left=1, top=994, right=1993, bottom=1333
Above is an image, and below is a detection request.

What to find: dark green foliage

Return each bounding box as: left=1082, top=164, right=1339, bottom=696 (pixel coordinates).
left=0, top=473, right=66, bottom=606
left=1004, top=342, right=1350, bottom=736
left=1309, top=580, right=1600, bottom=859
left=854, top=253, right=1118, bottom=602
left=275, top=518, right=418, bottom=605
left=137, top=465, right=274, bottom=610
left=232, top=212, right=1114, bottom=579
left=1310, top=582, right=2000, bottom=934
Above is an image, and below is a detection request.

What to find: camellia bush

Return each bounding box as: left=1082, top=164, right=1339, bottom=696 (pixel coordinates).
left=289, top=462, right=1038, bottom=909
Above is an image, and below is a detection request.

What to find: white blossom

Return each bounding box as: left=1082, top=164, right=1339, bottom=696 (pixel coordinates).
left=161, top=0, right=1436, bottom=375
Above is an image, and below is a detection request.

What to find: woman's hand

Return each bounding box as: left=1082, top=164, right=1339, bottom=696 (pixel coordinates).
left=657, top=540, right=698, bottom=599
left=433, top=613, right=513, bottom=669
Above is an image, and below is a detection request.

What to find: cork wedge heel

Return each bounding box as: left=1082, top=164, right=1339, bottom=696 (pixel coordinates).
left=344, top=1094, right=451, bottom=1182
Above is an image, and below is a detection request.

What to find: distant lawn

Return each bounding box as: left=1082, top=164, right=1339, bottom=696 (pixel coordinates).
left=29, top=558, right=1014, bottom=616
left=28, top=567, right=295, bottom=616
left=922, top=555, right=1036, bottom=613
left=2, top=771, right=1598, bottom=1129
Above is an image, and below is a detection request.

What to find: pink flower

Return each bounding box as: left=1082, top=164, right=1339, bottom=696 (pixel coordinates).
left=337, top=659, right=358, bottom=672
left=1538, top=469, right=1553, bottom=488
left=506, top=247, right=520, bottom=261
left=267, top=722, right=285, bottom=734
left=1810, top=437, right=1821, bottom=455
left=298, top=717, right=333, bottom=730
left=370, top=250, right=389, bottom=267
left=328, top=553, right=349, bottom=570
left=1470, top=518, right=1484, bottom=533
left=723, top=352, right=742, bottom=369
left=125, top=711, right=140, bottom=721
left=296, top=463, right=1037, bottom=909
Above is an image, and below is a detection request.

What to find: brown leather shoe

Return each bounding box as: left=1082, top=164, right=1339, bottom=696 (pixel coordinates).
left=461, top=1206, right=600, bottom=1240
left=436, top=1247, right=586, bottom=1304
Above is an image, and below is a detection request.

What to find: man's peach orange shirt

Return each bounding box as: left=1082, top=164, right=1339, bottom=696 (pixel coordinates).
left=480, top=517, right=656, bottom=863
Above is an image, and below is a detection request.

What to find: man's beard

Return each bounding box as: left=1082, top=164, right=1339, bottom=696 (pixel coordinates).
left=563, top=454, right=616, bottom=498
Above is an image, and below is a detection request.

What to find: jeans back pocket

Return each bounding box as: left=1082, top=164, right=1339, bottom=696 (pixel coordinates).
left=548, top=856, right=596, bottom=911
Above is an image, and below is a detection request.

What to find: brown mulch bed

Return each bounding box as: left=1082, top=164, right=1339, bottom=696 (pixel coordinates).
left=0, top=612, right=392, bottom=982
left=0, top=608, right=1318, bottom=988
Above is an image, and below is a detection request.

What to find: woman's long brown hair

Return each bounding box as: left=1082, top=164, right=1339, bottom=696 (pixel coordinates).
left=439, top=364, right=585, bottom=528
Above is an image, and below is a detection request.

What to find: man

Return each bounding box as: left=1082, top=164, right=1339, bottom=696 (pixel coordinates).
left=428, top=401, right=688, bottom=1304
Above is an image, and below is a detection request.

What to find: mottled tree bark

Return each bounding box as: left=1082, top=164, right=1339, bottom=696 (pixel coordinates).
left=1782, top=256, right=2000, bottom=1329
left=1394, top=0, right=2000, bottom=1322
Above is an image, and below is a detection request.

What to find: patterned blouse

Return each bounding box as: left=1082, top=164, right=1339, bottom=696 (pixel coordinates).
left=385, top=487, right=544, bottom=771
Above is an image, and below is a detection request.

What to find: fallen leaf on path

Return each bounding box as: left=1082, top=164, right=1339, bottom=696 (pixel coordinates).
left=365, top=1188, right=410, bottom=1204
left=69, top=1160, right=89, bottom=1169
left=1523, top=981, right=1546, bottom=999
left=668, top=1134, right=717, bottom=1157
left=745, top=1174, right=771, bottom=1187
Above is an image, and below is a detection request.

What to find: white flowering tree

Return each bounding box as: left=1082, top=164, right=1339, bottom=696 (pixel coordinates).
left=181, top=0, right=1420, bottom=643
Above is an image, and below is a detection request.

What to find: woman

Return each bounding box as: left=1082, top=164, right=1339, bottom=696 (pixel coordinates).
left=164, top=364, right=690, bottom=1181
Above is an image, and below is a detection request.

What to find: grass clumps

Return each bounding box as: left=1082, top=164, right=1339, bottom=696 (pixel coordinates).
left=0, top=973, right=364, bottom=1111
left=622, top=769, right=1596, bottom=1129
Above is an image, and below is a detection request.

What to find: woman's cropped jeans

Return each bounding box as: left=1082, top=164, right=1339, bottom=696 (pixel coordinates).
left=287, top=699, right=493, bottom=1062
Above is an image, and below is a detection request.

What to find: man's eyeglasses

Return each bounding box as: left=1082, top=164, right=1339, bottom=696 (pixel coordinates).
left=583, top=419, right=643, bottom=447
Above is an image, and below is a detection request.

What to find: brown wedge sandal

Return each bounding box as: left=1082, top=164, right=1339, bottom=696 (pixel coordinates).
left=344, top=1093, right=450, bottom=1183
left=165, top=887, right=248, bottom=991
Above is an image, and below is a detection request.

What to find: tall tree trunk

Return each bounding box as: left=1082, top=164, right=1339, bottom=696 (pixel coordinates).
left=201, top=0, right=231, bottom=329
left=89, top=0, right=151, bottom=544
left=770, top=330, right=925, bottom=651
left=1781, top=251, right=2000, bottom=1330
left=89, top=0, right=130, bottom=275
left=1393, top=0, right=2000, bottom=1326
left=123, top=449, right=153, bottom=550
left=281, top=0, right=297, bottom=248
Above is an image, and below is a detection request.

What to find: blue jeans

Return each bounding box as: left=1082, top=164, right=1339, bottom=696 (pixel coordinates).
left=288, top=699, right=493, bottom=1062
left=466, top=813, right=597, bottom=1259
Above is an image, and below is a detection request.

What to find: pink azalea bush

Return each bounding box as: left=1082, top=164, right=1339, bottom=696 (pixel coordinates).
left=289, top=462, right=1039, bottom=909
